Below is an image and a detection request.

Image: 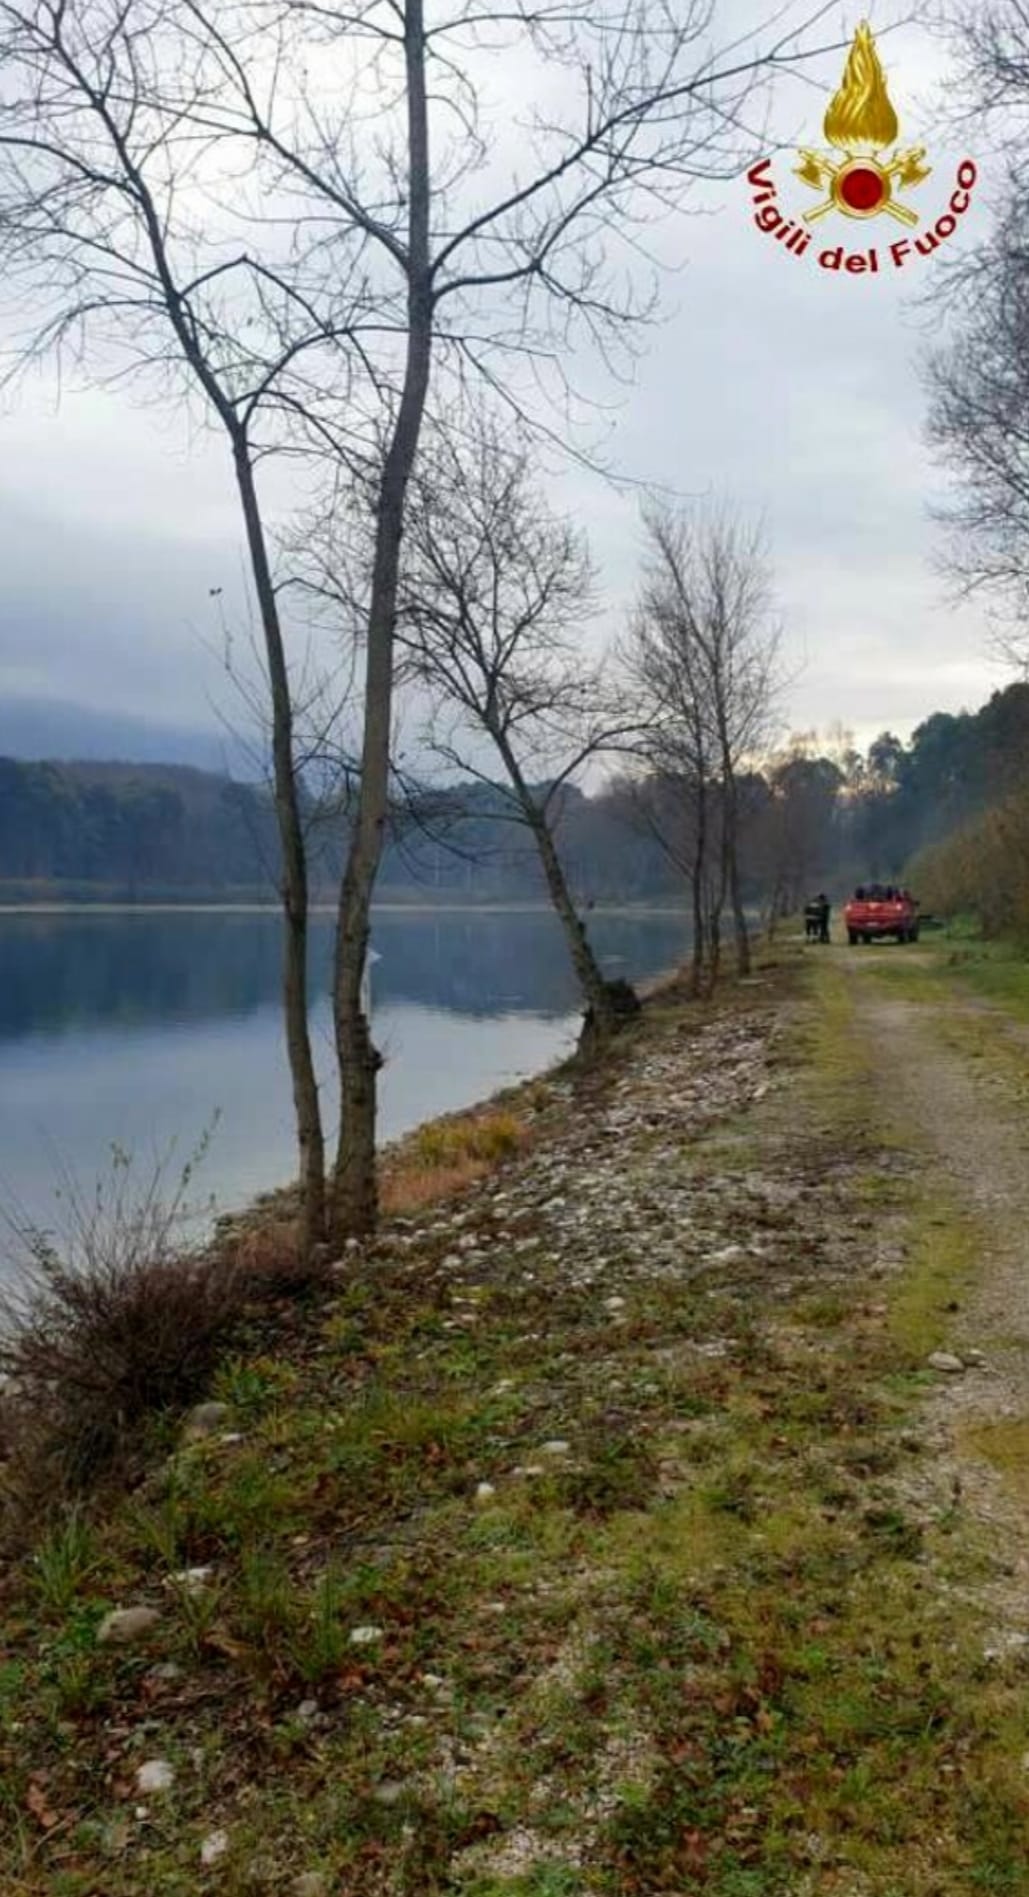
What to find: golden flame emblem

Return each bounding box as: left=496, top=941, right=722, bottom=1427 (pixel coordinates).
left=795, top=20, right=930, bottom=226
left=824, top=20, right=898, bottom=152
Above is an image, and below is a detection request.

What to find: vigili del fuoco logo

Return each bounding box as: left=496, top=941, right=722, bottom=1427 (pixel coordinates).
left=746, top=20, right=977, bottom=276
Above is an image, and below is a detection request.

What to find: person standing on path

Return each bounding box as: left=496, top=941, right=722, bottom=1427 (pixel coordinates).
left=817, top=893, right=831, bottom=944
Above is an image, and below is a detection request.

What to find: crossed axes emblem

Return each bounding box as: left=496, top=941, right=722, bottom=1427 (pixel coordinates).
left=795, top=146, right=931, bottom=226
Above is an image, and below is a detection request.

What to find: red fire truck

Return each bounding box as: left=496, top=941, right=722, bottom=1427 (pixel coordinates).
left=843, top=884, right=920, bottom=945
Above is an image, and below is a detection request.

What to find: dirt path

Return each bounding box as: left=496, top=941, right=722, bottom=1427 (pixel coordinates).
left=839, top=948, right=1029, bottom=1649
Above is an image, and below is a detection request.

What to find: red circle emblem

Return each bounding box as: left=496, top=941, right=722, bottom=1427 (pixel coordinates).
left=837, top=164, right=887, bottom=213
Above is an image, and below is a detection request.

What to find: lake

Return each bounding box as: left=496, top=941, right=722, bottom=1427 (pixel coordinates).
left=0, top=906, right=687, bottom=1249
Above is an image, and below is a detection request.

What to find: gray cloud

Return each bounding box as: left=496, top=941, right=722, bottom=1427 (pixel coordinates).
left=0, top=12, right=1006, bottom=763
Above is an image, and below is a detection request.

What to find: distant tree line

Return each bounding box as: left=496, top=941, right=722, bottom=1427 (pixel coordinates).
left=0, top=758, right=680, bottom=903
left=5, top=678, right=1029, bottom=915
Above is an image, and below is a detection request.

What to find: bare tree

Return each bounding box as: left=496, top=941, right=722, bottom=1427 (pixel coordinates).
left=754, top=738, right=842, bottom=930
left=0, top=0, right=848, bottom=1237
left=401, top=422, right=649, bottom=1039
left=257, top=0, right=841, bottom=1231
left=623, top=552, right=715, bottom=993
left=923, top=8, right=1029, bottom=667
left=627, top=504, right=780, bottom=981
left=0, top=0, right=365, bottom=1253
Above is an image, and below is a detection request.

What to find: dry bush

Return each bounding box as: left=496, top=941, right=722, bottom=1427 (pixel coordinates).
left=0, top=1248, right=244, bottom=1494
left=221, top=1215, right=327, bottom=1297
left=0, top=1145, right=326, bottom=1508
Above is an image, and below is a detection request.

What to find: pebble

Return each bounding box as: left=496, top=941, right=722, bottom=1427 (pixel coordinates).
left=293, top=1876, right=330, bottom=1897
left=604, top=1296, right=626, bottom=1312
left=136, top=1759, right=175, bottom=1793
left=541, top=1440, right=571, bottom=1455
left=200, top=1829, right=229, bottom=1866
left=183, top=1400, right=231, bottom=1439
left=374, top=1780, right=406, bottom=1806
left=169, top=1567, right=213, bottom=1592
left=475, top=1481, right=497, bottom=1503
left=97, top=1606, right=162, bottom=1646
left=927, top=1351, right=965, bottom=1373
left=349, top=1625, right=383, bottom=1646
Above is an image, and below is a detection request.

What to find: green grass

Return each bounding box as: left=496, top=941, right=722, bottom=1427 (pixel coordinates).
left=2, top=955, right=1029, bottom=1893
left=888, top=1193, right=977, bottom=1363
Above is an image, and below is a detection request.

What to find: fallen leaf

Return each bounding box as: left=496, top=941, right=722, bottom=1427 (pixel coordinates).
left=26, top=1781, right=60, bottom=1830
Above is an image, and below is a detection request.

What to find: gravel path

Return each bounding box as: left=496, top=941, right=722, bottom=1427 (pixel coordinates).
left=841, top=952, right=1029, bottom=1646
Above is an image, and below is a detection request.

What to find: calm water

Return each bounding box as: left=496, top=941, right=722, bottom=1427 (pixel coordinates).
left=0, top=907, right=686, bottom=1245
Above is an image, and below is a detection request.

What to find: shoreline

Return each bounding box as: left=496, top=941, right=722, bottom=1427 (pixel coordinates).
left=0, top=899, right=690, bottom=919
left=213, top=958, right=690, bottom=1243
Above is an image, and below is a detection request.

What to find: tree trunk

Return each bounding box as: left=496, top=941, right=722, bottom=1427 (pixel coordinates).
left=232, top=439, right=326, bottom=1255
left=689, top=778, right=707, bottom=997
left=494, top=735, right=615, bottom=1037
left=720, top=753, right=750, bottom=977
left=727, top=843, right=751, bottom=974
left=331, top=0, right=432, bottom=1240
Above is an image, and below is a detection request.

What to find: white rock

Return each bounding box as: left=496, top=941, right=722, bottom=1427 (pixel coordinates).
left=200, top=1829, right=229, bottom=1866
left=541, top=1440, right=570, bottom=1456
left=136, top=1759, right=175, bottom=1794
left=927, top=1351, right=965, bottom=1373
left=169, top=1567, right=213, bottom=1592
left=296, top=1699, right=319, bottom=1722
left=97, top=1606, right=162, bottom=1646
left=349, top=1624, right=383, bottom=1646
left=475, top=1482, right=497, bottom=1503
left=292, top=1876, right=330, bottom=1897
left=183, top=1400, right=231, bottom=1439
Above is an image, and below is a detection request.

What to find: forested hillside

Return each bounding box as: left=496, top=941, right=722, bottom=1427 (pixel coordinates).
left=0, top=758, right=679, bottom=903
left=2, top=679, right=1027, bottom=907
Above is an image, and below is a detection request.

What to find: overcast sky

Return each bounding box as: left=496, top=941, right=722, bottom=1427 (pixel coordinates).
left=0, top=6, right=1006, bottom=769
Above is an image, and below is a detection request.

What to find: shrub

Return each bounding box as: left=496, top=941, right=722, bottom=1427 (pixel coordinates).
left=0, top=1247, right=244, bottom=1495
left=0, top=1147, right=327, bottom=1508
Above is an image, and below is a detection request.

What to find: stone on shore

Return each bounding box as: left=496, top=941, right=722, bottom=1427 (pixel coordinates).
left=183, top=1400, right=232, bottom=1440
left=97, top=1605, right=162, bottom=1646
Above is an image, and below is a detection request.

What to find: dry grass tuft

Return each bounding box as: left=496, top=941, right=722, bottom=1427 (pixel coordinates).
left=381, top=1155, right=490, bottom=1215
left=411, top=1109, right=526, bottom=1167
left=380, top=1109, right=528, bottom=1215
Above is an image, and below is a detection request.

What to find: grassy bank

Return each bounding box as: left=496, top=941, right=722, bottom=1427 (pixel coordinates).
left=2, top=951, right=1029, bottom=1893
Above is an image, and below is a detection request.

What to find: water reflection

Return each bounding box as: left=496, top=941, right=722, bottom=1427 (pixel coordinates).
left=0, top=906, right=687, bottom=1241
